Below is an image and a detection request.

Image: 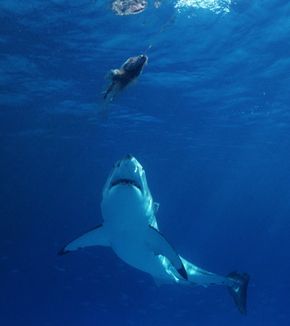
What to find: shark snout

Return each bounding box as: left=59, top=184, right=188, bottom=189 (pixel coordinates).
left=119, top=154, right=138, bottom=171
left=107, top=155, right=144, bottom=193
left=124, top=153, right=133, bottom=160
left=103, top=156, right=149, bottom=201
left=114, top=154, right=133, bottom=168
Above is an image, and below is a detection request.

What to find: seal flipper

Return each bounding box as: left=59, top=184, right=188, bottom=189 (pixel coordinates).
left=58, top=224, right=109, bottom=255
left=227, top=272, right=250, bottom=315
left=147, top=226, right=188, bottom=280
left=103, top=82, right=115, bottom=100
left=103, top=69, right=121, bottom=100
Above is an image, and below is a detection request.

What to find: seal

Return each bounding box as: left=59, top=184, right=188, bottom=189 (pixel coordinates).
left=103, top=54, right=148, bottom=101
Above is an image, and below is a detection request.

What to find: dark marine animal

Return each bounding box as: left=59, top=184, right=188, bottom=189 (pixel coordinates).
left=103, top=54, right=148, bottom=101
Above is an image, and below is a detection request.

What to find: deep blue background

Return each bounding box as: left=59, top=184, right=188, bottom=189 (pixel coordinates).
left=1, top=1, right=290, bottom=325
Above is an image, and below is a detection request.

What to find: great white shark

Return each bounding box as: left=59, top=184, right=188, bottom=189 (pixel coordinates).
left=59, top=154, right=249, bottom=314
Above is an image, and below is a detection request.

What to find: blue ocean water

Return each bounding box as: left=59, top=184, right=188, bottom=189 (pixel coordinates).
left=1, top=0, right=290, bottom=325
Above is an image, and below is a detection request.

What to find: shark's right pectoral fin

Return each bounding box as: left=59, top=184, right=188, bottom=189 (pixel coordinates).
left=58, top=224, right=110, bottom=255
left=147, top=226, right=188, bottom=280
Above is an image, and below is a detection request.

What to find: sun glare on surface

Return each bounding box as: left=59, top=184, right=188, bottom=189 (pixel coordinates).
left=175, top=0, right=231, bottom=14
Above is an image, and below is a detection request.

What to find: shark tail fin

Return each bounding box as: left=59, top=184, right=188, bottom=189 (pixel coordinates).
left=227, top=271, right=250, bottom=315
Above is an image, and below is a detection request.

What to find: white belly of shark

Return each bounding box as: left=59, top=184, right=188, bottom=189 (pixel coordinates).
left=59, top=155, right=250, bottom=315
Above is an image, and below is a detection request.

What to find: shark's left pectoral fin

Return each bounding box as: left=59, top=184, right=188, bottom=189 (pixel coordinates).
left=147, top=226, right=188, bottom=280
left=58, top=224, right=110, bottom=255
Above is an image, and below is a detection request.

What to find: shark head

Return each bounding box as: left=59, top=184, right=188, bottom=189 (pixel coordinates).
left=101, top=155, right=154, bottom=226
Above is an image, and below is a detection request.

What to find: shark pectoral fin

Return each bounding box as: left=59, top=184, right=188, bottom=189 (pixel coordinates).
left=147, top=226, right=188, bottom=280
left=58, top=224, right=109, bottom=255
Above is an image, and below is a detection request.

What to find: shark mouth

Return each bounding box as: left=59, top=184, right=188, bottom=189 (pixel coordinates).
left=110, top=178, right=142, bottom=191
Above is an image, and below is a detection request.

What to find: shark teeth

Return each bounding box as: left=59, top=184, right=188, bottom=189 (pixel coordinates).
left=110, top=178, right=142, bottom=191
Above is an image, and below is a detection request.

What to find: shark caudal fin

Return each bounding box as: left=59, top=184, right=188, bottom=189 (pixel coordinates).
left=227, top=272, right=250, bottom=315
